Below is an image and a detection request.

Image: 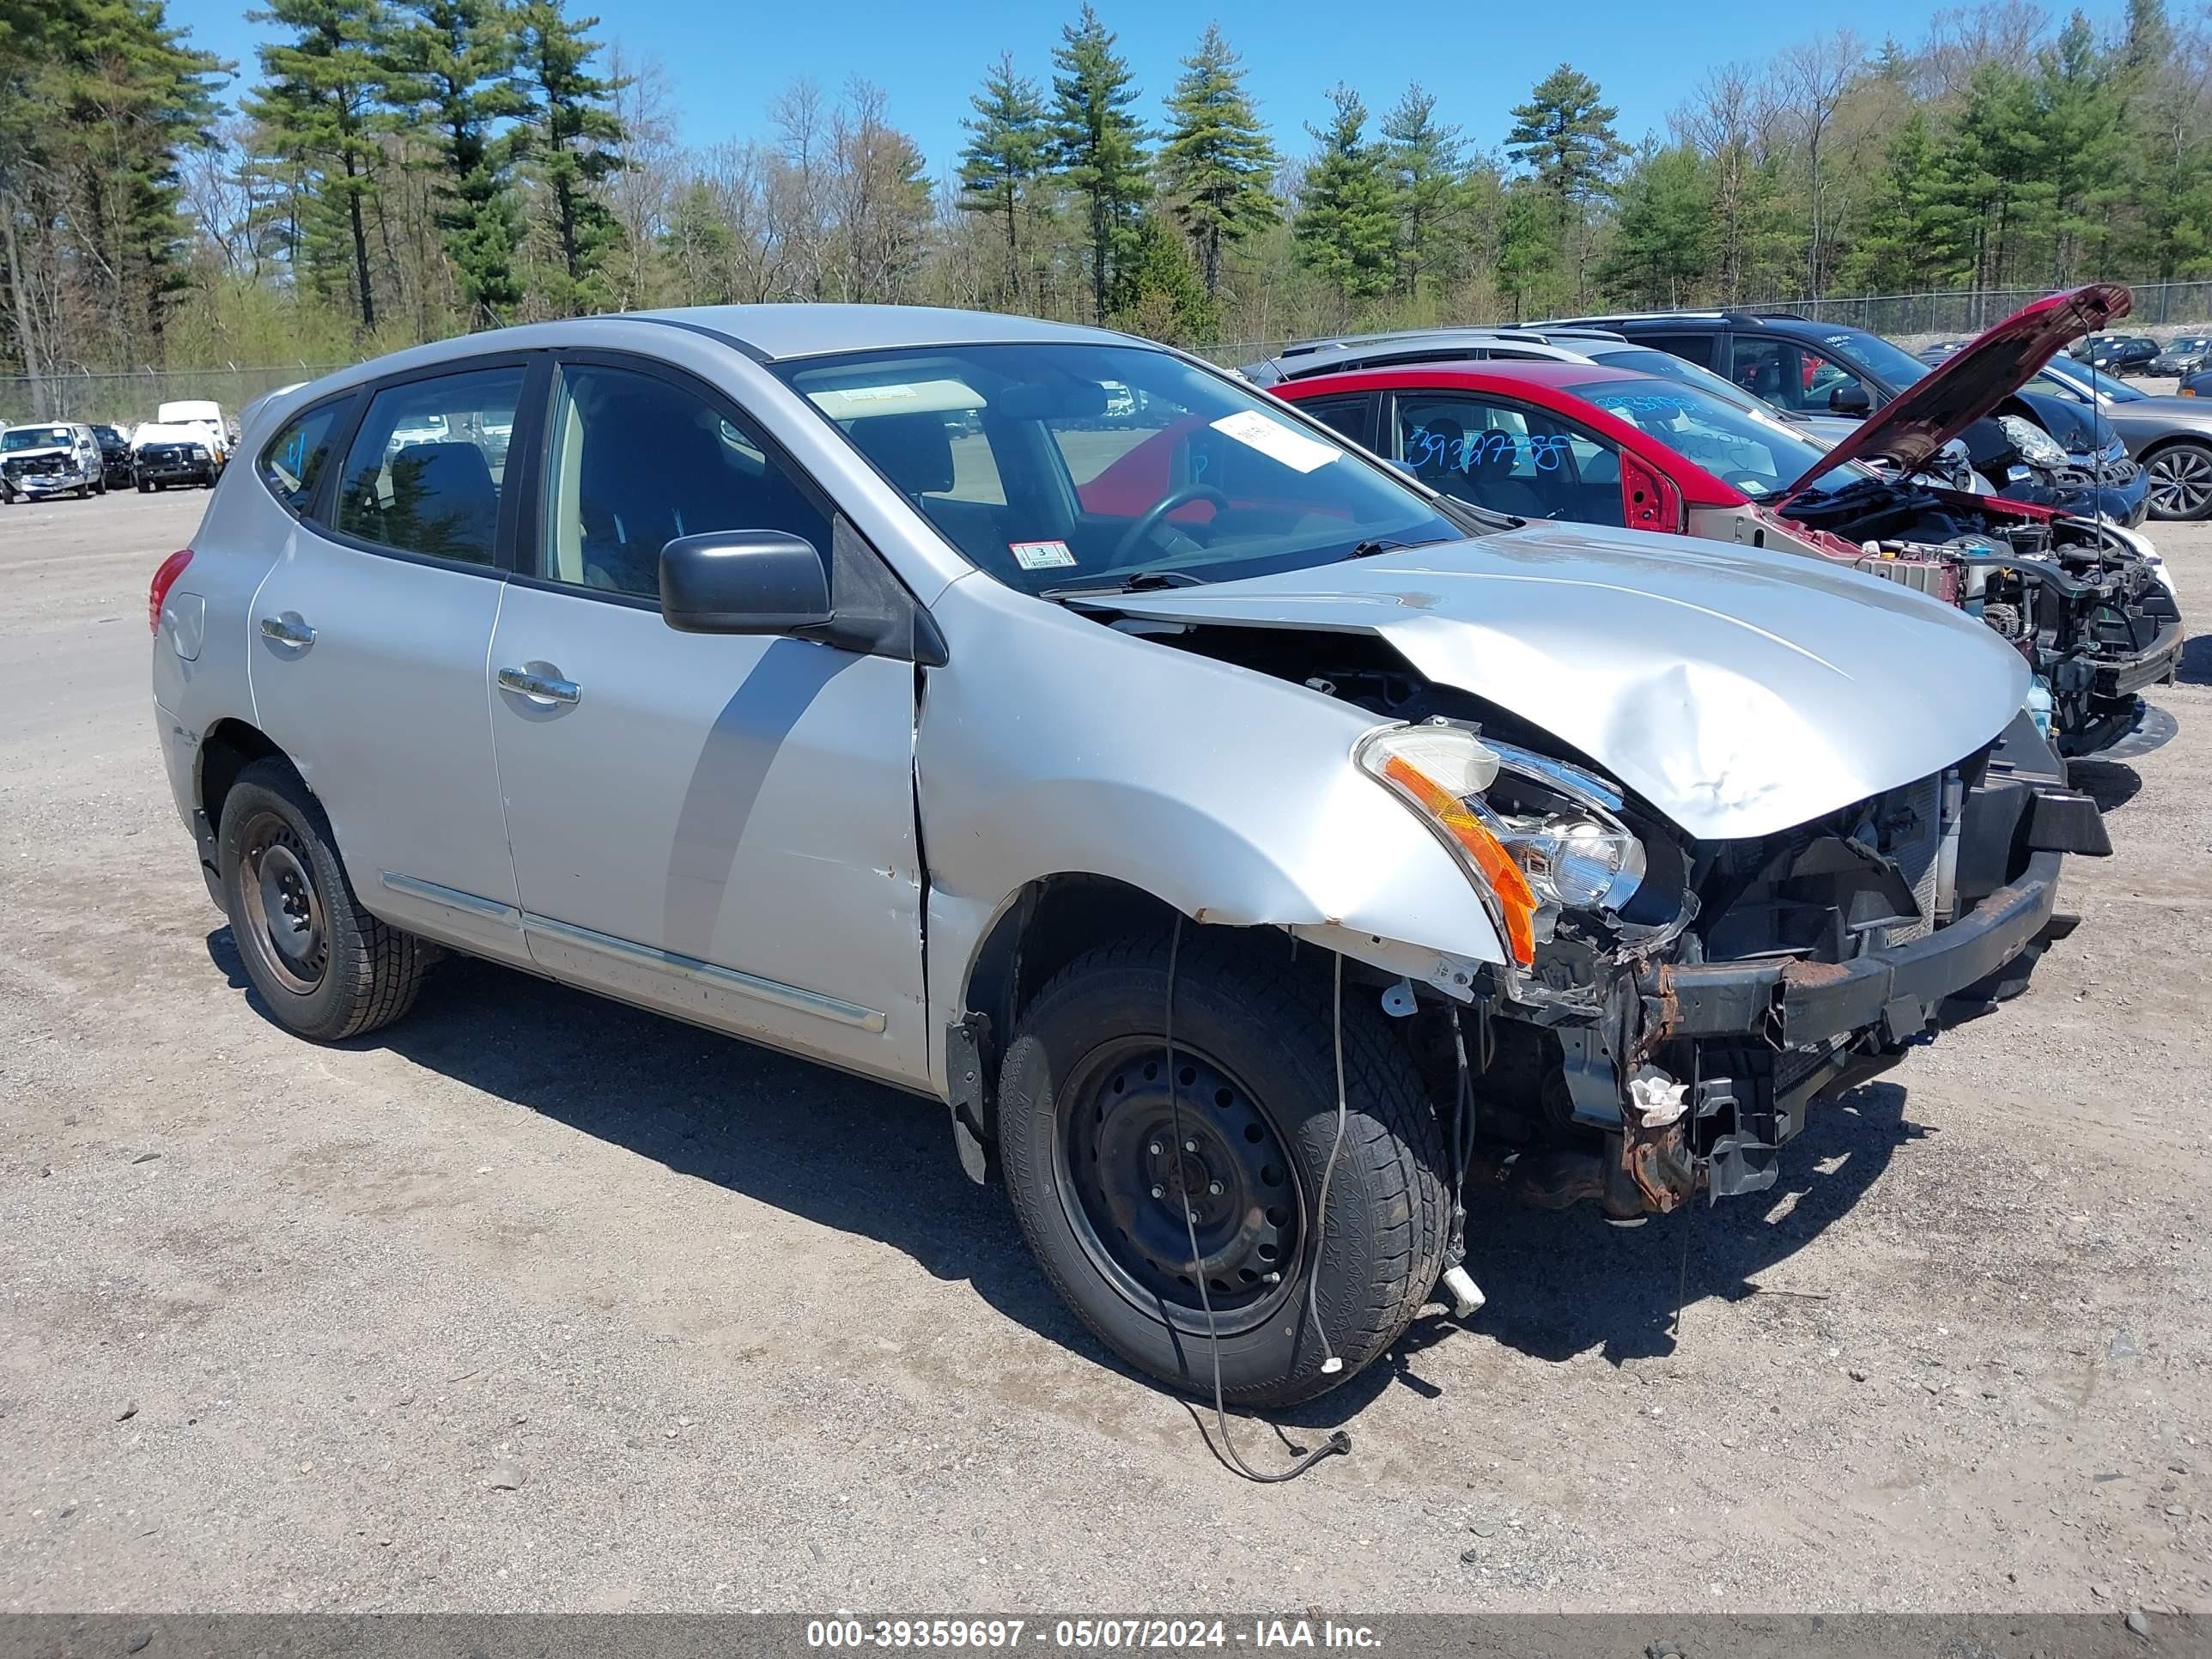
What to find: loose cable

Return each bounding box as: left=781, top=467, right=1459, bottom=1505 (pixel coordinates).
left=1164, top=915, right=1349, bottom=1481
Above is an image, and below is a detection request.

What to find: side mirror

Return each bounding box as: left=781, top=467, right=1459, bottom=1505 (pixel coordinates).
left=659, top=531, right=831, bottom=635
left=1827, top=382, right=1872, bottom=416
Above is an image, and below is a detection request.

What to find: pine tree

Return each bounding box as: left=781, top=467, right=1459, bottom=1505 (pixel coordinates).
left=244, top=0, right=390, bottom=331
left=1596, top=144, right=1711, bottom=307
left=1378, top=84, right=1467, bottom=301
left=1156, top=23, right=1276, bottom=301
left=516, top=0, right=625, bottom=314
left=1505, top=64, right=1627, bottom=204
left=383, top=0, right=528, bottom=325
left=1049, top=3, right=1148, bottom=325
left=1293, top=84, right=1393, bottom=321
left=2033, top=11, right=2121, bottom=285
left=1111, top=210, right=1212, bottom=342
left=957, top=52, right=1049, bottom=307
left=1493, top=179, right=1559, bottom=321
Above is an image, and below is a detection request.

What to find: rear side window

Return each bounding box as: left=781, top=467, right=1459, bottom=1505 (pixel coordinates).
left=258, top=400, right=349, bottom=516
left=333, top=366, right=524, bottom=564
left=1635, top=331, right=1717, bottom=369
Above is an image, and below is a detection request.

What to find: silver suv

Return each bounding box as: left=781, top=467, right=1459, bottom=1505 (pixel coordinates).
left=151, top=306, right=2095, bottom=1405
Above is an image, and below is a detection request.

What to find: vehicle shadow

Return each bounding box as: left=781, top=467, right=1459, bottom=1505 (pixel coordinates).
left=2069, top=757, right=2143, bottom=812
left=2176, top=632, right=2211, bottom=687
left=206, top=929, right=1920, bottom=1421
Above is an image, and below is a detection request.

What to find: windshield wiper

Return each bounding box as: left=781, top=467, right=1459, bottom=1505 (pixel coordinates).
left=1041, top=568, right=1206, bottom=599
left=1347, top=533, right=1459, bottom=559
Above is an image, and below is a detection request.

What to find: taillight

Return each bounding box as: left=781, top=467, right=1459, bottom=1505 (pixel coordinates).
left=149, top=549, right=193, bottom=635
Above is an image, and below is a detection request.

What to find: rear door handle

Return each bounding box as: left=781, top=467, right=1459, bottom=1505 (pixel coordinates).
left=258, top=613, right=315, bottom=647
left=497, top=665, right=581, bottom=706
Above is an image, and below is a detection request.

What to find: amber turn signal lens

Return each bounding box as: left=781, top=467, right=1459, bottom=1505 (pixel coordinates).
left=1380, top=754, right=1538, bottom=966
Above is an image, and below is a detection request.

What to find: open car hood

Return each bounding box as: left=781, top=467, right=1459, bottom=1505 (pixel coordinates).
left=1093, top=526, right=2029, bottom=841
left=1781, top=283, right=2130, bottom=499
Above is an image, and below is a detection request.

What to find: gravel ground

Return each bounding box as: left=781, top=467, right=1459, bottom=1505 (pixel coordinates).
left=2, top=487, right=2208, bottom=1615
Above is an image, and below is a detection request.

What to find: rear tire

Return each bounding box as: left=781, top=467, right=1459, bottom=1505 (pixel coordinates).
left=217, top=758, right=432, bottom=1042
left=997, top=931, right=1448, bottom=1407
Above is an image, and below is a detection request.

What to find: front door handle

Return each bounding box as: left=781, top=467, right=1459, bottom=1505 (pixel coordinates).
left=258, top=613, right=316, bottom=647
left=497, top=665, right=581, bottom=706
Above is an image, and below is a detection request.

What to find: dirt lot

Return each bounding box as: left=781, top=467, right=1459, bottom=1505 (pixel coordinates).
left=2, top=486, right=2209, bottom=1615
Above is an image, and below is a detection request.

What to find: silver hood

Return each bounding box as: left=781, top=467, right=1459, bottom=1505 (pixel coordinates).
left=1095, top=524, right=2031, bottom=841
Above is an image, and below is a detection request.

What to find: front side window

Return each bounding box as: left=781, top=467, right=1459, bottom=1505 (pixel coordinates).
left=1816, top=327, right=1930, bottom=395
left=333, top=365, right=523, bottom=564
left=258, top=399, right=349, bottom=516
left=1729, top=338, right=1869, bottom=416
left=537, top=362, right=831, bottom=599
left=777, top=343, right=1462, bottom=595
left=1392, top=391, right=1625, bottom=526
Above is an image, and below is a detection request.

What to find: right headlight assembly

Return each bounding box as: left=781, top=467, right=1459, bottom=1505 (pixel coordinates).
left=1357, top=722, right=1647, bottom=969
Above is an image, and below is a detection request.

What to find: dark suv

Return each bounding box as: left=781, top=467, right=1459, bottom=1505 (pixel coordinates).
left=1541, top=307, right=1945, bottom=419
left=90, top=424, right=135, bottom=489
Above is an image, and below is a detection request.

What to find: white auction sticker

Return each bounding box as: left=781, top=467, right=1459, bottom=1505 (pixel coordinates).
left=1208, top=409, right=1341, bottom=474
left=1010, top=539, right=1078, bottom=570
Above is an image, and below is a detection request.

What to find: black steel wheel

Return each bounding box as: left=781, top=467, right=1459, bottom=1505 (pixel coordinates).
left=997, top=930, right=1449, bottom=1406
left=217, top=757, right=433, bottom=1041
left=1055, top=1036, right=1305, bottom=1336
left=2146, top=441, right=2212, bottom=520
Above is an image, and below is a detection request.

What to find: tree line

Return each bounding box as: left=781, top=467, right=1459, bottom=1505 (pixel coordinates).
left=4, top=0, right=2212, bottom=403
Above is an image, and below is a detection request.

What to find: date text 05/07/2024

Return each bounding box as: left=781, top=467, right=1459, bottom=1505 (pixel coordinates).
left=805, top=1619, right=1384, bottom=1650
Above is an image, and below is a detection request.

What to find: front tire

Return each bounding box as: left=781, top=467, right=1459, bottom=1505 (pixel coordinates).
left=997, top=932, right=1448, bottom=1407
left=217, top=758, right=432, bottom=1042
left=2145, top=440, right=2212, bottom=520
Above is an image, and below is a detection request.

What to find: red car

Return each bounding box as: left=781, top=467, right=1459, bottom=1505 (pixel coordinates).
left=1268, top=289, right=2181, bottom=757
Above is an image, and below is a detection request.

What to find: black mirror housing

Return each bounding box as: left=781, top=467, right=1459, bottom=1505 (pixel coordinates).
left=659, top=532, right=832, bottom=635
left=1828, top=383, right=1872, bottom=416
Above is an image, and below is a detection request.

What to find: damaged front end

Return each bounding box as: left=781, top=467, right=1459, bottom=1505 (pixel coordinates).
left=1777, top=480, right=2183, bottom=757
left=1099, top=594, right=2105, bottom=1225
left=1464, top=711, right=2100, bottom=1221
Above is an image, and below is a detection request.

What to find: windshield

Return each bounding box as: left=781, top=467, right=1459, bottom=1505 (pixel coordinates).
left=778, top=342, right=1465, bottom=594
left=2039, top=355, right=2147, bottom=402
left=1580, top=344, right=1787, bottom=421
left=1569, top=376, right=1863, bottom=499
left=1817, top=327, right=1931, bottom=393
left=3, top=427, right=73, bottom=452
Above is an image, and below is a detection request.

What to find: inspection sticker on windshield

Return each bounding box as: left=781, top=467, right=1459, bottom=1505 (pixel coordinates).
left=1209, top=410, right=1340, bottom=473
left=1011, top=538, right=1078, bottom=571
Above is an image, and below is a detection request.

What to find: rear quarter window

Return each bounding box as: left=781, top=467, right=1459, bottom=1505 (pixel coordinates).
left=258, top=398, right=352, bottom=517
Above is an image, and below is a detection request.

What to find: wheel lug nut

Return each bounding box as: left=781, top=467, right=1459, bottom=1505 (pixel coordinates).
left=1182, top=1139, right=1197, bottom=1152
left=1150, top=1185, right=1164, bottom=1199
left=1147, top=1141, right=1162, bottom=1156
left=1207, top=1181, right=1224, bottom=1196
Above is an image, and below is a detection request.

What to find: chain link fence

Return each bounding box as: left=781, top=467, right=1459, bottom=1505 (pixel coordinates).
left=1770, top=280, right=2212, bottom=338
left=0, top=364, right=344, bottom=430
left=1202, top=278, right=2212, bottom=367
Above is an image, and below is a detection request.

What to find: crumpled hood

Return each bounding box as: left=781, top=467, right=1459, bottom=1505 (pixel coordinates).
left=1784, top=283, right=2130, bottom=496
left=1094, top=525, right=2030, bottom=841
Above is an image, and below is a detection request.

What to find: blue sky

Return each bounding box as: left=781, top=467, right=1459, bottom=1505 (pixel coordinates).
left=170, top=0, right=2111, bottom=180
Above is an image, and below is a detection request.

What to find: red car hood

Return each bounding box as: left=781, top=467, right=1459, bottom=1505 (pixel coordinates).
left=1779, top=283, right=2131, bottom=500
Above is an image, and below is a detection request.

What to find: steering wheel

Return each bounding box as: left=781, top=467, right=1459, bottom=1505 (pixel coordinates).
left=1109, top=483, right=1230, bottom=567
